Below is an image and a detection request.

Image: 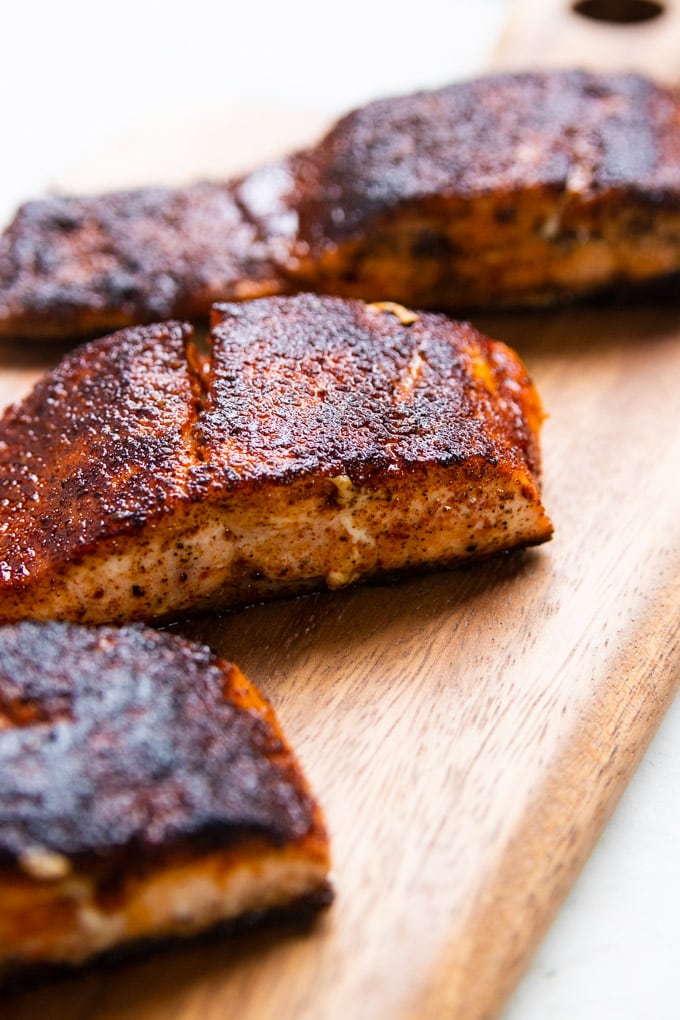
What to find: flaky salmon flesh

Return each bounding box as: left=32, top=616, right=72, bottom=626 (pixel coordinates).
left=0, top=295, right=552, bottom=625
left=0, top=621, right=331, bottom=987
left=0, top=70, right=679, bottom=339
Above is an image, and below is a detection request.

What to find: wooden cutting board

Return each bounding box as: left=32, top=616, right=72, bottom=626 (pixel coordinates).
left=4, top=4, right=680, bottom=1019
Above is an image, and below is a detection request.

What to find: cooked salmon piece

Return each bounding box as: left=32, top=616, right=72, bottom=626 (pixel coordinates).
left=0, top=295, right=552, bottom=625
left=0, top=620, right=331, bottom=987
left=0, top=179, right=293, bottom=339
left=281, top=69, right=680, bottom=308
left=0, top=70, right=679, bottom=340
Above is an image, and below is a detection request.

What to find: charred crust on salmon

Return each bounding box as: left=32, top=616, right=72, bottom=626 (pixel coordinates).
left=289, top=70, right=680, bottom=245
left=0, top=182, right=292, bottom=339
left=0, top=620, right=331, bottom=984
left=282, top=70, right=680, bottom=308
left=0, top=622, right=318, bottom=859
left=203, top=297, right=544, bottom=485
left=1, top=70, right=680, bottom=339
left=0, top=294, right=552, bottom=625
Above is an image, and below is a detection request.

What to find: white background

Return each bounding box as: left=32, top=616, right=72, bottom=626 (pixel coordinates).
left=2, top=2, right=679, bottom=1017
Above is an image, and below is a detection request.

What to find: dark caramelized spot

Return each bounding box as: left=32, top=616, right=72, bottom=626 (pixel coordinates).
left=0, top=320, right=199, bottom=586
left=202, top=294, right=540, bottom=486
left=0, top=181, right=293, bottom=338
left=292, top=69, right=680, bottom=246
left=0, top=621, right=317, bottom=862
left=0, top=696, right=71, bottom=730
left=410, top=232, right=457, bottom=259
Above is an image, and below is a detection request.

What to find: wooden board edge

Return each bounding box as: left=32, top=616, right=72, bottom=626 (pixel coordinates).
left=402, top=563, right=680, bottom=1020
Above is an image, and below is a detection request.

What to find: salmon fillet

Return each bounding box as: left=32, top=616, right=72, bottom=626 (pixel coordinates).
left=0, top=180, right=292, bottom=340
left=1, top=70, right=679, bottom=340
left=282, top=69, right=680, bottom=308
left=0, top=620, right=331, bottom=987
left=0, top=295, right=552, bottom=626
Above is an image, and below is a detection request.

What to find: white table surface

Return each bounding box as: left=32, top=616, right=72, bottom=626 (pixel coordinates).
left=2, top=2, right=679, bottom=1017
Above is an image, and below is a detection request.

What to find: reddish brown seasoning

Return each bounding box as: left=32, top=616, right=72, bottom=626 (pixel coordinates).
left=0, top=620, right=331, bottom=986
left=203, top=295, right=544, bottom=485
left=0, top=181, right=292, bottom=339
left=0, top=616, right=326, bottom=864
left=0, top=320, right=199, bottom=587
left=288, top=70, right=680, bottom=248
left=0, top=295, right=552, bottom=624
left=1, top=71, right=680, bottom=339
left=0, top=621, right=324, bottom=863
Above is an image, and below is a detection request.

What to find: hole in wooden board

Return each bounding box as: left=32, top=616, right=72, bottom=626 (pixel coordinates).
left=572, top=0, right=665, bottom=22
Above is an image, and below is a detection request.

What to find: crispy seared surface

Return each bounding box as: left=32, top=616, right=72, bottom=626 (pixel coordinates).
left=202, top=297, right=544, bottom=484
left=0, top=621, right=322, bottom=860
left=0, top=620, right=330, bottom=979
left=0, top=295, right=552, bottom=624
left=0, top=180, right=292, bottom=339
left=1, top=70, right=680, bottom=339
left=0, top=319, right=200, bottom=551
left=283, top=70, right=680, bottom=306
left=289, top=70, right=680, bottom=246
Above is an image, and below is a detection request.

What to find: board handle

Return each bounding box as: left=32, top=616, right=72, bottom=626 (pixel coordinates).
left=492, top=0, right=680, bottom=84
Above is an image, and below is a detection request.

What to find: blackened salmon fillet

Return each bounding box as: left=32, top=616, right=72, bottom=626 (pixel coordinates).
left=0, top=180, right=292, bottom=340
left=1, top=70, right=679, bottom=339
left=0, top=620, right=331, bottom=986
left=0, top=295, right=552, bottom=625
